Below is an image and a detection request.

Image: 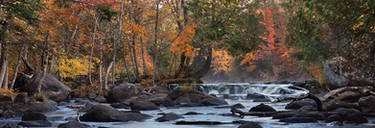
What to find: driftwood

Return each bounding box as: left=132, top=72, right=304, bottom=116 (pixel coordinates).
left=321, top=86, right=375, bottom=102
left=275, top=86, right=375, bottom=112
left=230, top=107, right=287, bottom=117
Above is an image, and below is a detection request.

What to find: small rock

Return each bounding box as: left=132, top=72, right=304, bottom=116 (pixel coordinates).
left=249, top=103, right=276, bottom=112
left=88, top=93, right=97, bottom=99
left=156, top=113, right=183, bottom=122
left=238, top=122, right=263, bottom=128
left=58, top=120, right=91, bottom=128
left=184, top=112, right=202, bottom=115
left=94, top=96, right=106, bottom=103
left=232, top=103, right=245, bottom=109
left=110, top=102, right=129, bottom=109
left=22, top=112, right=47, bottom=121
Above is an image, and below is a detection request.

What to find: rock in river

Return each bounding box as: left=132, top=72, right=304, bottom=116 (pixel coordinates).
left=107, top=84, right=141, bottom=102
left=14, top=72, right=71, bottom=102
left=80, top=105, right=151, bottom=122
left=156, top=113, right=183, bottom=122
left=249, top=103, right=276, bottom=112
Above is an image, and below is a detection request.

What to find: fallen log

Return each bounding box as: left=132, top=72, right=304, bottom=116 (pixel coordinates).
left=321, top=86, right=375, bottom=102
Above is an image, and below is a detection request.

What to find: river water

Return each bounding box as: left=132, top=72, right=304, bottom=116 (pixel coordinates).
left=2, top=83, right=375, bottom=128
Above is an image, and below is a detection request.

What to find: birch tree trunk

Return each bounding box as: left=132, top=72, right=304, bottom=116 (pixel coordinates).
left=104, top=61, right=114, bottom=91
left=99, top=23, right=104, bottom=89
left=10, top=46, right=25, bottom=89
left=88, top=17, right=98, bottom=86
left=112, top=0, right=125, bottom=85
left=37, top=35, right=50, bottom=94
left=0, top=44, right=8, bottom=89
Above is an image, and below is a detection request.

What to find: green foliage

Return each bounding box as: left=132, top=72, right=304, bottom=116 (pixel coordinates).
left=188, top=0, right=265, bottom=56
left=96, top=4, right=118, bottom=21
left=7, top=0, right=45, bottom=23
left=284, top=0, right=375, bottom=65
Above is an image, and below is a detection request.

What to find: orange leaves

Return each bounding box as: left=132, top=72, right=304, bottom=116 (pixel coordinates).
left=211, top=50, right=234, bottom=74
left=171, top=24, right=197, bottom=56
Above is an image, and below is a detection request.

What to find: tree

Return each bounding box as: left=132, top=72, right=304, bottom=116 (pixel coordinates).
left=284, top=0, right=375, bottom=83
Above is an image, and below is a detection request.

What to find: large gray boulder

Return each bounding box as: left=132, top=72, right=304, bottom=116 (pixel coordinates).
left=14, top=72, right=71, bottom=102
left=324, top=61, right=349, bottom=89
left=107, top=84, right=141, bottom=102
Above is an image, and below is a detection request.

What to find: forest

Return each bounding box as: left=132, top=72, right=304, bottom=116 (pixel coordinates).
left=0, top=0, right=374, bottom=128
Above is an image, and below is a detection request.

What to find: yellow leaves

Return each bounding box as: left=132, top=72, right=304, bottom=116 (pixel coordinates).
left=171, top=24, right=197, bottom=56
left=56, top=55, right=98, bottom=79
left=353, top=21, right=364, bottom=30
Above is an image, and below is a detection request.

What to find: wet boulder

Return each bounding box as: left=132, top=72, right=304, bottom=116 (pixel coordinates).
left=245, top=93, right=271, bottom=102
left=237, top=122, right=263, bottom=128
left=170, top=88, right=227, bottom=107
left=14, top=72, right=71, bottom=102
left=80, top=105, right=151, bottom=122
left=359, top=95, right=375, bottom=113
left=129, top=101, right=159, bottom=111
left=22, top=112, right=47, bottom=121
left=58, top=121, right=91, bottom=128
left=156, top=113, right=183, bottom=122
left=107, top=84, right=141, bottom=102
left=324, top=61, right=349, bottom=89
left=285, top=99, right=316, bottom=110
left=26, top=100, right=58, bottom=113
left=249, top=103, right=276, bottom=112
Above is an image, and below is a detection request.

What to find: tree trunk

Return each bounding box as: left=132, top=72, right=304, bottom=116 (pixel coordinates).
left=113, top=0, right=125, bottom=85
left=153, top=0, right=160, bottom=85
left=3, top=64, right=8, bottom=89
left=0, top=44, right=7, bottom=89
left=123, top=51, right=132, bottom=82
left=88, top=18, right=98, bottom=86
left=99, top=23, right=104, bottom=88
left=10, top=46, right=25, bottom=89
left=37, top=35, right=50, bottom=94
left=131, top=36, right=140, bottom=80
left=140, top=38, right=148, bottom=76
left=104, top=61, right=114, bottom=91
